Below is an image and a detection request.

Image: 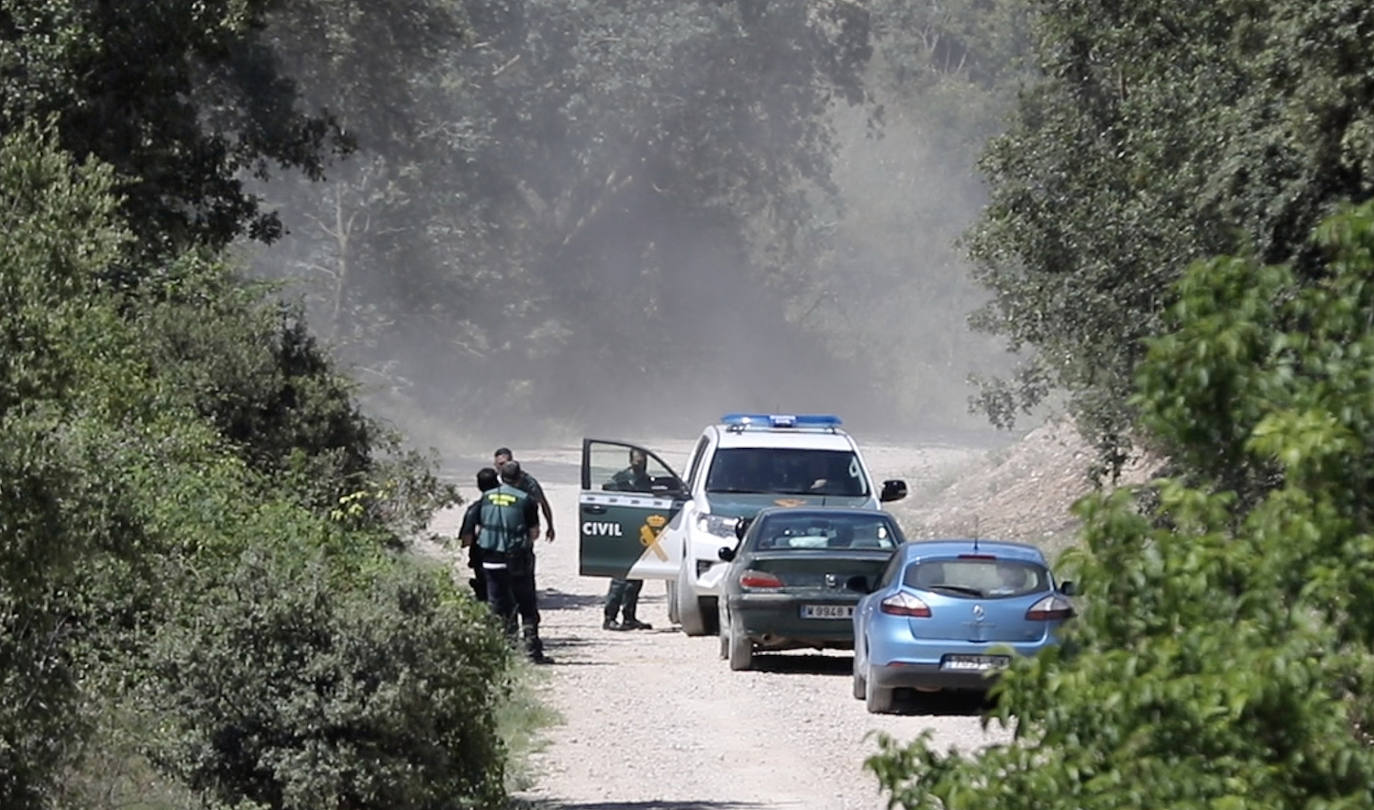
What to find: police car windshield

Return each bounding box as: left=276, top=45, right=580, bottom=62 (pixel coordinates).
left=705, top=448, right=869, bottom=497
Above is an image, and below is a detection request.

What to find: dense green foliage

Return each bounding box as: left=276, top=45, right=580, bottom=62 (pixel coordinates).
left=146, top=550, right=510, bottom=809
left=0, top=120, right=514, bottom=809
left=0, top=0, right=346, bottom=256
left=868, top=202, right=1374, bottom=808
left=967, top=0, right=1374, bottom=461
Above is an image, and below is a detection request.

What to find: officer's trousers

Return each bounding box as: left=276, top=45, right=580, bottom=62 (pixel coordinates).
left=604, top=577, right=644, bottom=621
left=467, top=546, right=487, bottom=603
left=483, top=551, right=544, bottom=657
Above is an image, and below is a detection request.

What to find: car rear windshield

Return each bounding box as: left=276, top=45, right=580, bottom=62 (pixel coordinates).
left=705, top=448, right=869, bottom=496
left=752, top=513, right=901, bottom=551
left=903, top=558, right=1048, bottom=598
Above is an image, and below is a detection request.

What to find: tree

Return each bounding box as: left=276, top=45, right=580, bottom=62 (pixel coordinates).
left=0, top=123, right=506, bottom=808
left=0, top=124, right=140, bottom=808
left=867, top=201, right=1374, bottom=809
left=965, top=0, right=1374, bottom=465
left=0, top=0, right=345, bottom=258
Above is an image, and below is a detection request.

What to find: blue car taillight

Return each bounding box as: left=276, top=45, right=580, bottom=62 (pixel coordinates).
left=1025, top=594, right=1074, bottom=621
left=879, top=592, right=931, bottom=617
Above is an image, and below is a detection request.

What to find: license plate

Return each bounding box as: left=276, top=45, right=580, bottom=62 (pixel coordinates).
left=940, top=654, right=1010, bottom=671
left=800, top=604, right=853, bottom=619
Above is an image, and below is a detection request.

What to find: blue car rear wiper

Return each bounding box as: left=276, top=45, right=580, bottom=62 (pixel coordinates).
left=927, top=584, right=985, bottom=598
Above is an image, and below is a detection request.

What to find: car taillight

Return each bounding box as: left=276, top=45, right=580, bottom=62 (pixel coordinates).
left=879, top=592, right=931, bottom=617
left=1026, top=594, right=1074, bottom=620
left=739, top=569, right=783, bottom=588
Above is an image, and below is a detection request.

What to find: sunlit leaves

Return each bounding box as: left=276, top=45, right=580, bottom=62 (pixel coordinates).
left=0, top=0, right=344, bottom=256
left=868, top=202, right=1374, bottom=808
left=969, top=0, right=1374, bottom=465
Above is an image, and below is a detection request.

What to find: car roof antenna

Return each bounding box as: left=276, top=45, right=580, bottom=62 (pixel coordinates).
left=972, top=517, right=980, bottom=553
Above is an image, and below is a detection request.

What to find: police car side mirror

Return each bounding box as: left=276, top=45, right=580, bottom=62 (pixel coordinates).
left=734, top=517, right=752, bottom=541
left=718, top=546, right=736, bottom=562
left=879, top=479, right=908, bottom=502
left=1059, top=580, right=1077, bottom=596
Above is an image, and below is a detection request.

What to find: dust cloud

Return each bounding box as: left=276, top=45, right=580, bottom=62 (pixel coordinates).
left=244, top=2, right=1018, bottom=456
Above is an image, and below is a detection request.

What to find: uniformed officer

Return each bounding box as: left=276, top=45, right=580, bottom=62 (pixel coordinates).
left=478, top=461, right=553, bottom=664
left=603, top=448, right=653, bottom=631
left=457, top=467, right=500, bottom=602
left=494, top=447, right=555, bottom=542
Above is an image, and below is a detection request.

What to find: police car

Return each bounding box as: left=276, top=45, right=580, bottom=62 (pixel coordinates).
left=578, top=413, right=908, bottom=636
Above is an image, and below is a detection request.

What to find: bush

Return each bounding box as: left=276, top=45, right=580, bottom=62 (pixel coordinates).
left=143, top=542, right=513, bottom=810
left=0, top=125, right=525, bottom=809
left=866, top=203, right=1374, bottom=808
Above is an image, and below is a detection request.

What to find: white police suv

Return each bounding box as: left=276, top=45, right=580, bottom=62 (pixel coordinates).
left=577, top=413, right=908, bottom=635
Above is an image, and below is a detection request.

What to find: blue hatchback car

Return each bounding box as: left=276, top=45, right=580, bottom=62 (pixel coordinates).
left=851, top=539, right=1074, bottom=713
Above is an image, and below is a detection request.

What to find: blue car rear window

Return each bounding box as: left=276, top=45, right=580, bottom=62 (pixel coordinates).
left=753, top=513, right=900, bottom=550
left=903, top=558, right=1048, bottom=598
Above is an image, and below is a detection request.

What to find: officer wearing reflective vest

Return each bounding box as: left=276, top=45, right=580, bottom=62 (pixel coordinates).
left=458, top=466, right=500, bottom=602
left=478, top=460, right=552, bottom=664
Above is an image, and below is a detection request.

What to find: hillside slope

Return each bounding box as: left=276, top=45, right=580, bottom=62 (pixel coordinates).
left=889, top=421, right=1161, bottom=558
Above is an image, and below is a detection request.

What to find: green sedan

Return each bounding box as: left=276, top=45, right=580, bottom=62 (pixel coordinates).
left=716, top=507, right=904, bottom=671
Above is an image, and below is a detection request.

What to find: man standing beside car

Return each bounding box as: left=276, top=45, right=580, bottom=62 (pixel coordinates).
left=602, top=448, right=654, bottom=631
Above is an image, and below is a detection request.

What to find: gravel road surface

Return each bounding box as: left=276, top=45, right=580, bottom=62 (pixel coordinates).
left=432, top=441, right=1010, bottom=810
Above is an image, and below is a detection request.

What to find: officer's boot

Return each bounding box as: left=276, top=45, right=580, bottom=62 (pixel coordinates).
left=602, top=580, right=628, bottom=630
left=523, top=624, right=554, bottom=665
left=621, top=580, right=652, bottom=630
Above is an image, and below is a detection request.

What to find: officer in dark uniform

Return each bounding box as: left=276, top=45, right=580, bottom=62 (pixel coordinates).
left=477, top=461, right=553, bottom=664
left=493, top=447, right=554, bottom=632
left=494, top=447, right=555, bottom=543
left=603, top=448, right=654, bottom=631
left=458, top=467, right=500, bottom=602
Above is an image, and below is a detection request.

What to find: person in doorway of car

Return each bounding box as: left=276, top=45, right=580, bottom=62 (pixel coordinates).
left=606, top=447, right=653, bottom=492
left=602, top=448, right=654, bottom=631
left=494, top=446, right=555, bottom=543
left=458, top=466, right=500, bottom=602
left=477, top=461, right=553, bottom=664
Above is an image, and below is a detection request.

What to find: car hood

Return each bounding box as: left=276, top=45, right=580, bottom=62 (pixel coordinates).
left=702, top=493, right=870, bottom=517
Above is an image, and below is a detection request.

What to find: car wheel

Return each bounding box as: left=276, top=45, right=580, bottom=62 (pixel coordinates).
left=728, top=611, right=753, bottom=671
left=700, top=596, right=720, bottom=636
left=676, top=562, right=708, bottom=636
left=666, top=579, right=679, bottom=624
left=864, top=663, right=894, bottom=714
left=851, top=647, right=866, bottom=700
left=717, top=604, right=730, bottom=660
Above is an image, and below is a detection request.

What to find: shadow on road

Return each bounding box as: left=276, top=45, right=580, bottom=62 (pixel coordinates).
left=517, top=801, right=768, bottom=810
left=537, top=589, right=606, bottom=611
left=747, top=652, right=852, bottom=677
left=891, top=689, right=993, bottom=717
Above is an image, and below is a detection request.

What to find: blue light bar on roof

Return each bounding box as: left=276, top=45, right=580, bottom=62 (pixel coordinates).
left=720, top=413, right=842, bottom=428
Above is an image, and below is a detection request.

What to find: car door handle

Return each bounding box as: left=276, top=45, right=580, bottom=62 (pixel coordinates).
left=582, top=504, right=607, bottom=515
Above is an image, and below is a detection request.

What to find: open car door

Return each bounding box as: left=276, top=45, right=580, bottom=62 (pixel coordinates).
left=579, top=439, right=686, bottom=578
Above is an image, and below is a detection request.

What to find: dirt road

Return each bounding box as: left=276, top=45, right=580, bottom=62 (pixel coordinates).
left=433, top=441, right=1009, bottom=810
